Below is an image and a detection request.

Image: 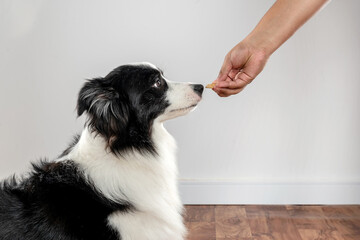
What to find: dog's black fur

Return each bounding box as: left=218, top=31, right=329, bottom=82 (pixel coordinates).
left=0, top=160, right=131, bottom=240
left=0, top=64, right=173, bottom=240
left=78, top=64, right=170, bottom=155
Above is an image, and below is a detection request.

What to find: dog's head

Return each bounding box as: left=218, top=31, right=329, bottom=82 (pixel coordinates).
left=77, top=62, right=203, bottom=155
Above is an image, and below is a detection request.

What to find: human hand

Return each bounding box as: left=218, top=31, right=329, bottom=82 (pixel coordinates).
left=213, top=40, right=270, bottom=97
left=212, top=0, right=328, bottom=97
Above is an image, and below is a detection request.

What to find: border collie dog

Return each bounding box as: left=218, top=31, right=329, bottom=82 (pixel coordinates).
left=0, top=63, right=203, bottom=240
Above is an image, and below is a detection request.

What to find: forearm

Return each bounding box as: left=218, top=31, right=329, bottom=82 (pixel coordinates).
left=245, top=0, right=329, bottom=55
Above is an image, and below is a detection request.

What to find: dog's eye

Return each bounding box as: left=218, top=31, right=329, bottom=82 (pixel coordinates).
left=153, top=79, right=162, bottom=88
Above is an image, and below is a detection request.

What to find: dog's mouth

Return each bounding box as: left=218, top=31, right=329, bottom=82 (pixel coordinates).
left=169, top=104, right=198, bottom=112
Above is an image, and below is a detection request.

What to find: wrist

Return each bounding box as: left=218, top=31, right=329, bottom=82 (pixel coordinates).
left=243, top=31, right=278, bottom=57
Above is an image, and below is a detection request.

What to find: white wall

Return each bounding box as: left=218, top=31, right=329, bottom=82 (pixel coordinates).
left=1, top=0, right=359, bottom=204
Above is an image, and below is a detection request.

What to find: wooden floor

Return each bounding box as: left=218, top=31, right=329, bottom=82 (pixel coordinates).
left=184, top=205, right=360, bottom=240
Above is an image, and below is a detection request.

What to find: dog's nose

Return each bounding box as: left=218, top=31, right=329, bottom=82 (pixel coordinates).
left=192, top=84, right=204, bottom=97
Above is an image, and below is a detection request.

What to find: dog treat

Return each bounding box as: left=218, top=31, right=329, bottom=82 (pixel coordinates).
left=206, top=83, right=216, bottom=89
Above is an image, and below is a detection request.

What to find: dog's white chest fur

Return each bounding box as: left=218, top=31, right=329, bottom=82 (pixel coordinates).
left=63, top=122, right=185, bottom=240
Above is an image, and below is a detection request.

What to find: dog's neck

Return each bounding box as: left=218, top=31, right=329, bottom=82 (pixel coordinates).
left=62, top=120, right=179, bottom=208
left=72, top=120, right=176, bottom=161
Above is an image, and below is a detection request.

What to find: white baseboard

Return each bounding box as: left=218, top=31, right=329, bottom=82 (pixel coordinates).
left=179, top=179, right=360, bottom=205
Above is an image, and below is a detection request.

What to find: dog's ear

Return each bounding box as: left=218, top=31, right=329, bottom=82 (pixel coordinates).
left=77, top=78, right=129, bottom=141
left=77, top=78, right=121, bottom=117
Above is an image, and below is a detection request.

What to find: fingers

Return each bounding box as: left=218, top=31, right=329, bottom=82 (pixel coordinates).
left=235, top=70, right=254, bottom=85
left=215, top=71, right=253, bottom=89
left=228, top=69, right=239, bottom=80
left=213, top=86, right=245, bottom=97
left=216, top=78, right=246, bottom=89
left=212, top=70, right=252, bottom=97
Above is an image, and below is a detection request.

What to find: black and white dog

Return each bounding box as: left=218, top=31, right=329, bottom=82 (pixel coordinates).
left=0, top=63, right=203, bottom=240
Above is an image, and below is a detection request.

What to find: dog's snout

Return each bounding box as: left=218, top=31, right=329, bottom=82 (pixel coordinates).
left=192, top=84, right=204, bottom=97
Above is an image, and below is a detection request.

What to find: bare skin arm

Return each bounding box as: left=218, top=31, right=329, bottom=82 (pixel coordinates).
left=213, top=0, right=329, bottom=97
